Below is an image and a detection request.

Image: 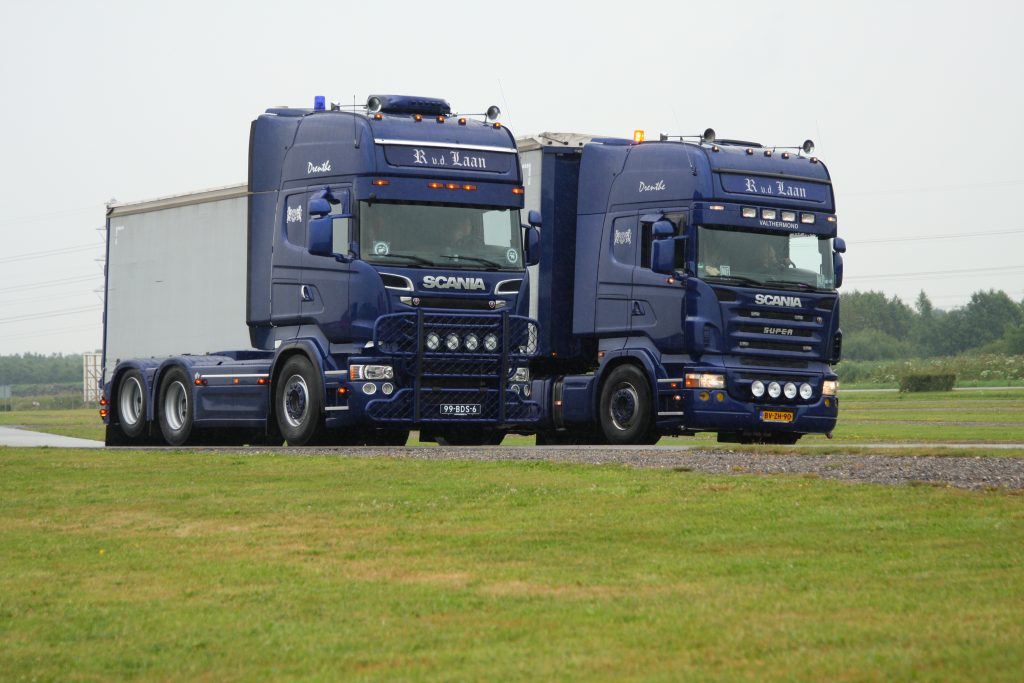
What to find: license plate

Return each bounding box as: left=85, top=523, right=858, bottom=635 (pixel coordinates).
left=440, top=403, right=481, bottom=416
left=761, top=410, right=794, bottom=423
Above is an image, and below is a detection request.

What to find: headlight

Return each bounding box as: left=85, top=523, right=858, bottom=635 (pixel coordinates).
left=685, top=373, right=725, bottom=389
left=349, top=364, right=393, bottom=380
left=445, top=333, right=460, bottom=351
left=767, top=381, right=782, bottom=398
left=822, top=380, right=838, bottom=396
left=510, top=367, right=530, bottom=383
left=799, top=383, right=813, bottom=400
left=425, top=332, right=441, bottom=351
left=783, top=382, right=797, bottom=399
left=483, top=334, right=499, bottom=351
left=751, top=380, right=765, bottom=398
left=464, top=334, right=479, bottom=351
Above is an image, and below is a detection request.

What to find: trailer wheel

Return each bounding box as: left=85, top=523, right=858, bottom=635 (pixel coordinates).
left=598, top=365, right=657, bottom=445
left=117, top=370, right=148, bottom=440
left=275, top=356, right=324, bottom=446
left=158, top=367, right=194, bottom=446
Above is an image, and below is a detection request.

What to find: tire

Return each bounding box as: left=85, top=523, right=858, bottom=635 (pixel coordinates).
left=158, top=367, right=194, bottom=446
left=275, top=356, right=324, bottom=446
left=116, top=370, right=148, bottom=440
left=598, top=365, right=656, bottom=445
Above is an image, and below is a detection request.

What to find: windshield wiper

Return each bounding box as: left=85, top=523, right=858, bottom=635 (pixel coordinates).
left=375, top=253, right=434, bottom=265
left=765, top=278, right=816, bottom=291
left=440, top=254, right=505, bottom=269
left=706, top=274, right=763, bottom=287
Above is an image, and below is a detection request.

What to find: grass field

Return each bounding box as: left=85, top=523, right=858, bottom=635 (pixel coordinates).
left=1, top=448, right=1023, bottom=681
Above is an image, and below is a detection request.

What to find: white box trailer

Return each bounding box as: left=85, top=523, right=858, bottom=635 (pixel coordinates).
left=102, top=185, right=251, bottom=384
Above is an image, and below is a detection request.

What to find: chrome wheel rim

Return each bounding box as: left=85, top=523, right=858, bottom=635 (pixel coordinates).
left=164, top=381, right=188, bottom=431
left=283, top=374, right=309, bottom=429
left=120, top=376, right=143, bottom=426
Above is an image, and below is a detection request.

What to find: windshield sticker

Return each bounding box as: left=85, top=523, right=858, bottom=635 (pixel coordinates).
left=373, top=241, right=390, bottom=256
left=506, top=248, right=519, bottom=264
left=286, top=206, right=302, bottom=223
left=614, top=229, right=632, bottom=245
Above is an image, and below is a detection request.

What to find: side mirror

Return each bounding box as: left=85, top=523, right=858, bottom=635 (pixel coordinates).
left=651, top=240, right=675, bottom=274
left=308, top=215, right=334, bottom=256
left=833, top=236, right=846, bottom=254
left=527, top=209, right=542, bottom=228
left=308, top=197, right=331, bottom=218
left=652, top=219, right=674, bottom=239
left=524, top=226, right=540, bottom=266
left=833, top=253, right=844, bottom=289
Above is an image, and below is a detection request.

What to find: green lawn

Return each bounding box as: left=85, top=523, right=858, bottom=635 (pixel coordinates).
left=1, top=449, right=1022, bottom=681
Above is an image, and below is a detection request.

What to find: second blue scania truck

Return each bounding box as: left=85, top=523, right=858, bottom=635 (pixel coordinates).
left=101, top=95, right=540, bottom=446
left=518, top=131, right=845, bottom=444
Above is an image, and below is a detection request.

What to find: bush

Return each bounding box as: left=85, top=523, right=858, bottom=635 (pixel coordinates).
left=898, top=373, right=957, bottom=393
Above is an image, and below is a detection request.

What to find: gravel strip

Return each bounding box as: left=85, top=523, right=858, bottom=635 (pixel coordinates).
left=284, top=446, right=1024, bottom=491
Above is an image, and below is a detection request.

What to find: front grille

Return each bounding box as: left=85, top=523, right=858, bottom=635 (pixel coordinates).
left=739, top=356, right=809, bottom=369
left=369, top=311, right=539, bottom=425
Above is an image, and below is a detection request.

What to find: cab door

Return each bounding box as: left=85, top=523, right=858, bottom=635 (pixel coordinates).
left=630, top=211, right=687, bottom=352
left=270, top=191, right=306, bottom=326
left=593, top=212, right=638, bottom=338
left=300, top=186, right=355, bottom=343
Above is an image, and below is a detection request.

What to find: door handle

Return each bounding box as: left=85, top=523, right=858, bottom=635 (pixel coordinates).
left=301, top=285, right=314, bottom=302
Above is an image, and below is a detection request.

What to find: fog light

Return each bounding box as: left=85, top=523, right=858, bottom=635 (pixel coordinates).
left=768, top=381, right=782, bottom=398
left=761, top=209, right=777, bottom=221
left=425, top=332, right=440, bottom=351
left=362, top=383, right=377, bottom=396
left=801, top=213, right=815, bottom=224
left=784, top=382, right=797, bottom=399
left=464, top=333, right=479, bottom=351
left=511, top=384, right=521, bottom=394
left=799, top=383, right=813, bottom=400
left=715, top=392, right=725, bottom=402
left=751, top=380, right=765, bottom=398
left=483, top=334, right=499, bottom=351
left=781, top=211, right=796, bottom=222
left=381, top=382, right=394, bottom=396
left=445, top=333, right=460, bottom=351
left=742, top=207, right=757, bottom=219
left=699, top=391, right=710, bottom=401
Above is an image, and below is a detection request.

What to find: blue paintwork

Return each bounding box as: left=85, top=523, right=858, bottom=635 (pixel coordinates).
left=531, top=137, right=841, bottom=440
left=104, top=96, right=538, bottom=442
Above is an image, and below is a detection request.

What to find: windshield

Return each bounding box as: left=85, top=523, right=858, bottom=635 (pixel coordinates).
left=359, top=202, right=524, bottom=270
left=697, top=226, right=836, bottom=290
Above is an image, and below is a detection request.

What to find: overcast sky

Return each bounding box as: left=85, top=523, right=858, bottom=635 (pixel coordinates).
left=1, top=0, right=1022, bottom=356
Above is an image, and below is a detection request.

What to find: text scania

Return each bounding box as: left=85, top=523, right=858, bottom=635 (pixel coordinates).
left=422, top=276, right=486, bottom=290
left=754, top=293, right=803, bottom=307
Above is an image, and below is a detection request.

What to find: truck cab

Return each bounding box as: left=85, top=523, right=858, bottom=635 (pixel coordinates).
left=520, top=132, right=843, bottom=444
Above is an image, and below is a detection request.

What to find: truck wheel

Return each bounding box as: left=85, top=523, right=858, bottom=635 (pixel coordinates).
left=158, top=367, right=194, bottom=446
left=599, top=365, right=656, bottom=445
left=275, top=356, right=324, bottom=446
left=117, top=370, right=148, bottom=439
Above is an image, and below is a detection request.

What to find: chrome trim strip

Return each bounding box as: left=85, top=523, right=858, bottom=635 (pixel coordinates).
left=374, top=138, right=515, bottom=154
left=657, top=378, right=684, bottom=384
left=658, top=411, right=685, bottom=416
left=325, top=406, right=349, bottom=412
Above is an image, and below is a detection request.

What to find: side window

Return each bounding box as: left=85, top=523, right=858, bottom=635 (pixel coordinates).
left=610, top=216, right=637, bottom=265
left=640, top=212, right=687, bottom=269
left=285, top=193, right=306, bottom=247
left=330, top=201, right=351, bottom=255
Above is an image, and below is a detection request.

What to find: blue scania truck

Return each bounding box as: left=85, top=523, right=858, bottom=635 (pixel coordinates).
left=101, top=95, right=540, bottom=446
left=518, top=131, right=845, bottom=444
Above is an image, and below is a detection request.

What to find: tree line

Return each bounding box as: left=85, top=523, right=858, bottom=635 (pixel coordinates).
left=840, top=289, right=1024, bottom=360
left=0, top=353, right=83, bottom=385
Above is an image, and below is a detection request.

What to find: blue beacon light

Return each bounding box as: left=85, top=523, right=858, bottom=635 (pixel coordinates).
left=314, top=95, right=326, bottom=111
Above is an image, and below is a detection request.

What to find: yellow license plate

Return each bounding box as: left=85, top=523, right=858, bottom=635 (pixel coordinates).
left=761, top=410, right=794, bottom=423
